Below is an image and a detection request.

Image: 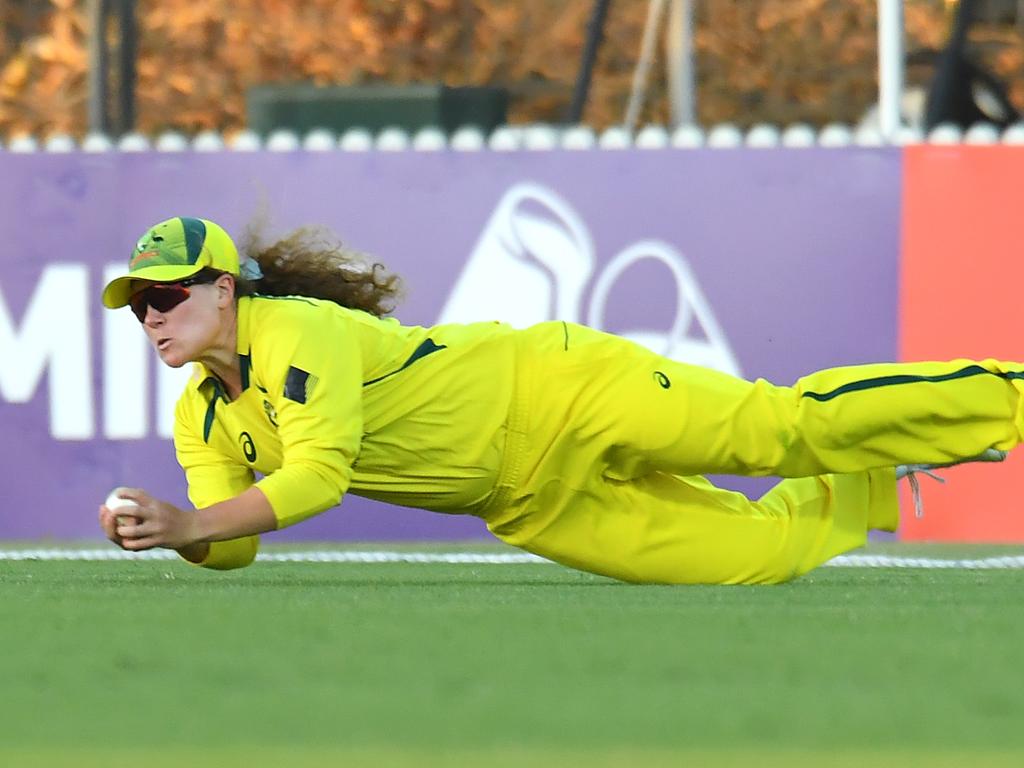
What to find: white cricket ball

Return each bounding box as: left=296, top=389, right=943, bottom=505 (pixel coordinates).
left=105, top=487, right=140, bottom=525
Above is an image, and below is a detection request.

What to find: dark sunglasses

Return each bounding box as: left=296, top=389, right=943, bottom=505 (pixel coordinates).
left=129, top=273, right=219, bottom=322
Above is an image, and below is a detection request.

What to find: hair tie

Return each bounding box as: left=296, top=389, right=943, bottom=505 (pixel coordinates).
left=240, top=258, right=263, bottom=280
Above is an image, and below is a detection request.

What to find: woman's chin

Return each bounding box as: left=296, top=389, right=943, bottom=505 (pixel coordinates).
left=157, top=348, right=188, bottom=368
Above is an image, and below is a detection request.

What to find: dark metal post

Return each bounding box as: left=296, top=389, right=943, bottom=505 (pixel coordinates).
left=87, top=0, right=111, bottom=134
left=566, top=0, right=612, bottom=124
left=115, top=0, right=137, bottom=134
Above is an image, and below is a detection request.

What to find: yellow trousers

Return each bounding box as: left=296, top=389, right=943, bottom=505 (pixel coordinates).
left=479, top=323, right=1024, bottom=585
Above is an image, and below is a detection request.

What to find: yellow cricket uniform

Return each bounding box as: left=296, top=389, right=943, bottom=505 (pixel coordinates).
left=175, top=295, right=519, bottom=567
left=175, top=296, right=1024, bottom=584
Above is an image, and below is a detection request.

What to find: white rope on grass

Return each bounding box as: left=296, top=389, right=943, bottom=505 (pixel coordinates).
left=2, top=549, right=1024, bottom=569
left=264, top=550, right=547, bottom=564
left=0, top=549, right=178, bottom=561
left=0, top=549, right=546, bottom=564
left=826, top=553, right=1024, bottom=570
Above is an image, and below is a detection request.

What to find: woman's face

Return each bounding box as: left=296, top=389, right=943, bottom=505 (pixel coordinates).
left=133, top=275, right=233, bottom=368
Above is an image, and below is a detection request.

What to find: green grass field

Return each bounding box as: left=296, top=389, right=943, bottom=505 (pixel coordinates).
left=2, top=542, right=1024, bottom=768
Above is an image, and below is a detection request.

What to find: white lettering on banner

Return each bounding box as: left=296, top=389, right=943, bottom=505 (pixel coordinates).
left=157, top=354, right=191, bottom=438
left=587, top=242, right=742, bottom=374
left=103, top=263, right=149, bottom=438
left=439, top=183, right=743, bottom=377
left=7, top=186, right=740, bottom=442
left=0, top=264, right=94, bottom=439
left=102, top=262, right=190, bottom=440
left=0, top=264, right=191, bottom=440
left=442, top=182, right=594, bottom=327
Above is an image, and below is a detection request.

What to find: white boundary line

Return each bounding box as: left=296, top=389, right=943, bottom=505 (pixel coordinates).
left=826, top=554, right=1024, bottom=570
left=2, top=549, right=1024, bottom=569
left=0, top=549, right=546, bottom=564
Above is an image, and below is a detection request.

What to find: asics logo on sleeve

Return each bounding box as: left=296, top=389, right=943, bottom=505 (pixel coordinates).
left=239, top=431, right=257, bottom=463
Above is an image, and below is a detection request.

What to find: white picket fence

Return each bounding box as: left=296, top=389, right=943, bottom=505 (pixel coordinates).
left=3, top=121, right=1024, bottom=154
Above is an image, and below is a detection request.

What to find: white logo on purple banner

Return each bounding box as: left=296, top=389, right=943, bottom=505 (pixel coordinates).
left=439, top=183, right=742, bottom=376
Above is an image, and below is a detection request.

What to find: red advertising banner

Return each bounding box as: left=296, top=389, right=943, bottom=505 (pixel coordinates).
left=901, top=145, right=1024, bottom=541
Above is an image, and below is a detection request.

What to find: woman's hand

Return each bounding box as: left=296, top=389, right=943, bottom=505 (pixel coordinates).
left=98, top=485, right=274, bottom=564
left=97, top=498, right=133, bottom=549
left=97, top=488, right=200, bottom=551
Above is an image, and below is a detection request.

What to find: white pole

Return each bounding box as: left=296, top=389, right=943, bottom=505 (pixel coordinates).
left=877, top=0, right=905, bottom=142
left=624, top=0, right=669, bottom=132
left=666, top=0, right=697, bottom=127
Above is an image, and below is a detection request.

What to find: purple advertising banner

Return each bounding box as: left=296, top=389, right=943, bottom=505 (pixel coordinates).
left=0, top=148, right=901, bottom=540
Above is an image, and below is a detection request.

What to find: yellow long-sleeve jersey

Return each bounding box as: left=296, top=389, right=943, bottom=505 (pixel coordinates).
left=173, top=295, right=1024, bottom=584
left=174, top=295, right=517, bottom=569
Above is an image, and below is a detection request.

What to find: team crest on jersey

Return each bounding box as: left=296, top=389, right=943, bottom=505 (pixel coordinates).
left=263, top=399, right=278, bottom=427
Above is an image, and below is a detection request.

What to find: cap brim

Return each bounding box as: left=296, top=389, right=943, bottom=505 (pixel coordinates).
left=101, top=264, right=206, bottom=308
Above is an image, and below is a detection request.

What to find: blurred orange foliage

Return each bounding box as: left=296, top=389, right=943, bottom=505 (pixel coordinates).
left=0, top=0, right=1022, bottom=137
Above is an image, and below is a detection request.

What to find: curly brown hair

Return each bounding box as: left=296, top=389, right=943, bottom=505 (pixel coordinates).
left=234, top=225, right=403, bottom=317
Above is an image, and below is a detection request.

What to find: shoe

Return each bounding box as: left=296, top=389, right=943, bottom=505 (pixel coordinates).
left=895, top=448, right=1008, bottom=480
left=897, top=448, right=1008, bottom=518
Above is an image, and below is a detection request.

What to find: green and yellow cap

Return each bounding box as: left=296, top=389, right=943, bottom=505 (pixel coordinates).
left=102, top=216, right=261, bottom=309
